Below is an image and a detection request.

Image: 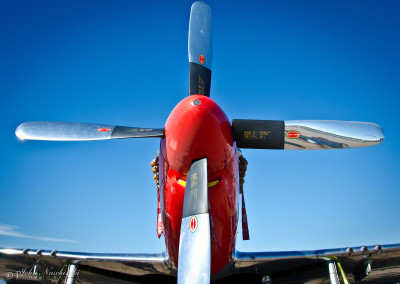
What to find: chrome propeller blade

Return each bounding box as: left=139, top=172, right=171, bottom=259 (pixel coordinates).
left=188, top=1, right=212, bottom=97
left=178, top=158, right=210, bottom=284
left=232, top=119, right=384, bottom=150
left=15, top=121, right=164, bottom=141
left=284, top=120, right=384, bottom=150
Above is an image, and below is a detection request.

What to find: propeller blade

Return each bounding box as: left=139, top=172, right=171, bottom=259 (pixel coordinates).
left=188, top=1, right=212, bottom=97
left=178, top=158, right=210, bottom=284
left=232, top=119, right=384, bottom=150
left=15, top=121, right=164, bottom=141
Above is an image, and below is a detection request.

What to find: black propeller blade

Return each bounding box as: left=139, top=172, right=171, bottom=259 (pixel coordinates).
left=188, top=1, right=212, bottom=97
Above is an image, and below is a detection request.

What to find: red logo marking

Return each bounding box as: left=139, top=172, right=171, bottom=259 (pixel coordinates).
left=199, top=54, right=205, bottom=65
left=189, top=216, right=198, bottom=232
left=98, top=128, right=111, bottom=132
left=286, top=131, right=300, bottom=139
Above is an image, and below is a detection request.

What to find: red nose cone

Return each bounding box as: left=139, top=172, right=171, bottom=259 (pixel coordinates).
left=164, top=95, right=234, bottom=174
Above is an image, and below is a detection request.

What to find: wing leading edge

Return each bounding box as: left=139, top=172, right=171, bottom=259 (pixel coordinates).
left=0, top=248, right=176, bottom=283
left=224, top=243, right=400, bottom=283
left=2, top=244, right=400, bottom=283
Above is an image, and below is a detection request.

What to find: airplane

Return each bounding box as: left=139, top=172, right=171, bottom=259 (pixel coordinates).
left=1, top=1, right=400, bottom=283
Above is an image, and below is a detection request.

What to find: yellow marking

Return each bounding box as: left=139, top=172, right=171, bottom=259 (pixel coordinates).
left=177, top=179, right=219, bottom=188
left=336, top=262, right=350, bottom=284
left=208, top=180, right=219, bottom=187
left=190, top=173, right=198, bottom=188
left=243, top=131, right=251, bottom=139
left=199, top=76, right=205, bottom=95
left=244, top=130, right=271, bottom=140
left=191, top=188, right=198, bottom=198
left=259, top=130, right=271, bottom=139
left=244, top=131, right=259, bottom=140
left=190, top=173, right=198, bottom=198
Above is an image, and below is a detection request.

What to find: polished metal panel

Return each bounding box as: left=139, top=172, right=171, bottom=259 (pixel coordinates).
left=0, top=248, right=176, bottom=277
left=178, top=214, right=211, bottom=284
left=328, top=261, right=340, bottom=284
left=232, top=243, right=400, bottom=283
left=66, top=264, right=77, bottom=284
left=1, top=243, right=400, bottom=282
left=16, top=121, right=115, bottom=141
left=284, top=120, right=384, bottom=150
left=188, top=1, right=213, bottom=70
left=233, top=243, right=400, bottom=263
left=178, top=157, right=210, bottom=283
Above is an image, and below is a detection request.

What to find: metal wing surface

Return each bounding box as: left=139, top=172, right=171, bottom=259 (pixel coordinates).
left=224, top=243, right=400, bottom=283
left=1, top=244, right=400, bottom=283
left=0, top=248, right=176, bottom=283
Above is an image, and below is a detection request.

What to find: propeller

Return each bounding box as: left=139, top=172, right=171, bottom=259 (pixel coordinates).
left=188, top=1, right=212, bottom=97
left=13, top=2, right=386, bottom=281
left=177, top=158, right=211, bottom=284
left=15, top=121, right=164, bottom=141
left=15, top=1, right=213, bottom=142
left=232, top=119, right=384, bottom=150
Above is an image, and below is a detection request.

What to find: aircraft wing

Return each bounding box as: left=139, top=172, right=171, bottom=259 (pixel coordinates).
left=2, top=244, right=400, bottom=283
left=225, top=243, right=400, bottom=283
left=0, top=248, right=176, bottom=283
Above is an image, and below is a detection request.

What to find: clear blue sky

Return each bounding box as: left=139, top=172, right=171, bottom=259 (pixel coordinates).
left=1, top=0, right=399, bottom=254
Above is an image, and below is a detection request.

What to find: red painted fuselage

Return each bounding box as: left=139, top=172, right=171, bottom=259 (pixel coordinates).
left=158, top=95, right=239, bottom=275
